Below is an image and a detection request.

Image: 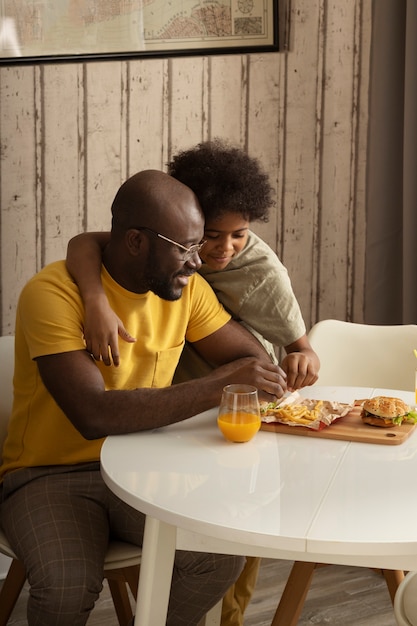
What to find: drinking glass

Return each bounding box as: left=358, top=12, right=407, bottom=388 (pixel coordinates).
left=217, top=384, right=261, bottom=443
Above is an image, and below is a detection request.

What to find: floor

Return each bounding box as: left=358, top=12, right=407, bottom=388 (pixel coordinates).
left=1, top=558, right=398, bottom=625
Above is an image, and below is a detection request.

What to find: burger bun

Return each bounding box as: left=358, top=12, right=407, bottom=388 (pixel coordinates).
left=362, top=396, right=410, bottom=428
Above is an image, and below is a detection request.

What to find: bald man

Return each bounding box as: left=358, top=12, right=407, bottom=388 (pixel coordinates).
left=0, top=170, right=287, bottom=626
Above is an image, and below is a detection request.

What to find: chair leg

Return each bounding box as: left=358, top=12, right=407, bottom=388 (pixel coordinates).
left=0, top=558, right=27, bottom=626
left=0, top=558, right=141, bottom=626
left=106, top=568, right=135, bottom=626
left=270, top=563, right=404, bottom=626
left=271, top=561, right=317, bottom=626
left=120, top=565, right=140, bottom=597
left=381, top=569, right=405, bottom=604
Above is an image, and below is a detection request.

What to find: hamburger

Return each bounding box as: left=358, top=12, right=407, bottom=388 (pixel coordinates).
left=362, top=396, right=417, bottom=428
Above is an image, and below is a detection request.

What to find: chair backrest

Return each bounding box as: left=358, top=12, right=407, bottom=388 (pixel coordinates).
left=307, top=319, right=417, bottom=391
left=0, top=335, right=15, bottom=464
left=394, top=570, right=417, bottom=626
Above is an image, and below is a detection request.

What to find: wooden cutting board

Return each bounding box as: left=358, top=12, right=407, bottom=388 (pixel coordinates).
left=261, top=403, right=417, bottom=445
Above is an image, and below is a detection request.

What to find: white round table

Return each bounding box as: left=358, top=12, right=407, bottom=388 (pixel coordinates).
left=101, top=385, right=417, bottom=625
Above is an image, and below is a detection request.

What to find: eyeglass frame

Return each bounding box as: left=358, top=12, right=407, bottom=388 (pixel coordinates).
left=131, top=226, right=206, bottom=262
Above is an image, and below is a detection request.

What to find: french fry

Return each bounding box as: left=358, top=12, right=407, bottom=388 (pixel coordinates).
left=261, top=397, right=353, bottom=430
left=264, top=400, right=324, bottom=425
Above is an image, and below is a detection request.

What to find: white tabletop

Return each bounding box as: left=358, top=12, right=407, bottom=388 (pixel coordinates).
left=101, top=386, right=417, bottom=624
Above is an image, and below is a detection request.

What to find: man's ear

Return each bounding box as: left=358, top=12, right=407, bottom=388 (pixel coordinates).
left=125, top=228, right=144, bottom=256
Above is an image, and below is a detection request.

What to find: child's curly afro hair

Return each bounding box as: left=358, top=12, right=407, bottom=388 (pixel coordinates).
left=167, top=138, right=274, bottom=223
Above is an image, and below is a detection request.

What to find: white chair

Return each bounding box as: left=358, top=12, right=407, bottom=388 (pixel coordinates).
left=271, top=320, right=417, bottom=626
left=0, top=335, right=141, bottom=626
left=394, top=571, right=417, bottom=625
left=307, top=319, right=417, bottom=391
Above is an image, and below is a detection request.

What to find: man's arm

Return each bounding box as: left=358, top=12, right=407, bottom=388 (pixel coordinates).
left=36, top=319, right=286, bottom=440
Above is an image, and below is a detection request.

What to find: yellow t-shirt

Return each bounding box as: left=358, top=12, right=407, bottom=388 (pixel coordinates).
left=0, top=261, right=230, bottom=479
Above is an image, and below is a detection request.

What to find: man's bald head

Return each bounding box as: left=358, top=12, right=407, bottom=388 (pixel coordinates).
left=111, top=169, right=203, bottom=235
left=103, top=170, right=205, bottom=295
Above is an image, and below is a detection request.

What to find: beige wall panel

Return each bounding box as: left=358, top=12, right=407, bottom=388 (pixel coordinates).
left=317, top=1, right=360, bottom=321
left=0, top=67, right=38, bottom=333
left=208, top=55, right=248, bottom=145
left=246, top=53, right=282, bottom=251
left=168, top=57, right=207, bottom=158
left=0, top=2, right=372, bottom=336
left=128, top=58, right=169, bottom=172
left=351, top=1, right=371, bottom=323
left=84, top=61, right=126, bottom=232
left=279, top=0, right=324, bottom=328
left=42, top=64, right=85, bottom=265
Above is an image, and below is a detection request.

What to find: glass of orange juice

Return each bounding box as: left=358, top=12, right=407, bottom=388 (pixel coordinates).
left=217, top=384, right=261, bottom=443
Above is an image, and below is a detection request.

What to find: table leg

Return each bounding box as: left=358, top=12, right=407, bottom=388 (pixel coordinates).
left=271, top=561, right=317, bottom=626
left=134, top=515, right=177, bottom=626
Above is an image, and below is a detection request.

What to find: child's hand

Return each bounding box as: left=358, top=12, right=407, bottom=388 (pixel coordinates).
left=84, top=296, right=136, bottom=366
left=280, top=351, right=319, bottom=391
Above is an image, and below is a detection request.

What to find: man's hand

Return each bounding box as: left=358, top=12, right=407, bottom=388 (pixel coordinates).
left=192, top=319, right=288, bottom=402
left=206, top=356, right=287, bottom=403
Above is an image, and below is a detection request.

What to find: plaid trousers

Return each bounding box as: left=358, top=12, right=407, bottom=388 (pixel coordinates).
left=0, top=462, right=244, bottom=626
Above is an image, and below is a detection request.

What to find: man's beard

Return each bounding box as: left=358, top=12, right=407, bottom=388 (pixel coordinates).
left=144, top=254, right=191, bottom=301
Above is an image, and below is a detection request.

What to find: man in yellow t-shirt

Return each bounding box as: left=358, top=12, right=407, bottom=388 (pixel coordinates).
left=0, top=170, right=287, bottom=626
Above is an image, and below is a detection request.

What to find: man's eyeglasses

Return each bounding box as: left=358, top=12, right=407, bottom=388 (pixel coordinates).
left=132, top=227, right=206, bottom=262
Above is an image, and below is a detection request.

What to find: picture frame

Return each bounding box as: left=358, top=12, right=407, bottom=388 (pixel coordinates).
left=0, top=1, right=279, bottom=65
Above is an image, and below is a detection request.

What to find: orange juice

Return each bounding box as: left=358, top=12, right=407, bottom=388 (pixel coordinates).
left=217, top=411, right=261, bottom=443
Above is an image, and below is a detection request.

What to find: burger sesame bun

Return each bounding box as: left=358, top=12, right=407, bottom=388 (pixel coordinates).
left=362, top=396, right=410, bottom=428
left=363, top=396, right=409, bottom=418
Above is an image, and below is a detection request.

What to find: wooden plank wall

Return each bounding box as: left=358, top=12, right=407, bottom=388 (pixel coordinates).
left=0, top=0, right=371, bottom=337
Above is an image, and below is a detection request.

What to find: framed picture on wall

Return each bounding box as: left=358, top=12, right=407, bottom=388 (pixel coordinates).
left=0, top=0, right=279, bottom=65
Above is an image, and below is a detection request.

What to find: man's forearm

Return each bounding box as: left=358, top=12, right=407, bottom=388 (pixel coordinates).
left=81, top=355, right=285, bottom=439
